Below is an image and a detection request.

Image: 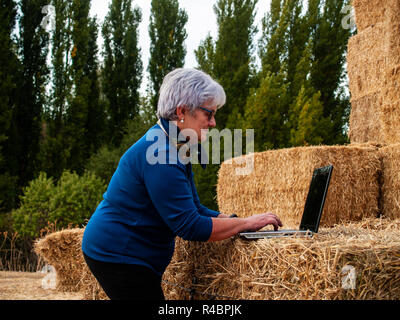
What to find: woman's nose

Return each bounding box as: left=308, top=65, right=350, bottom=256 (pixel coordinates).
left=209, top=117, right=216, bottom=128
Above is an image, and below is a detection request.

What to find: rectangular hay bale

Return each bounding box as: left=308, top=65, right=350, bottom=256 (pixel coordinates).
left=216, top=145, right=381, bottom=229
left=163, top=219, right=400, bottom=300
left=349, top=92, right=383, bottom=143
left=353, top=0, right=400, bottom=32
left=380, top=100, right=400, bottom=145
left=380, top=144, right=400, bottom=219
left=347, top=23, right=394, bottom=100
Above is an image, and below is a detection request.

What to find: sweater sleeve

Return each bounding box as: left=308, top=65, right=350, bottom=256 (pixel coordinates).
left=143, top=162, right=213, bottom=242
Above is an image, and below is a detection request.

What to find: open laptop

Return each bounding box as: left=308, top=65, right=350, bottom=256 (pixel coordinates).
left=239, top=164, right=333, bottom=240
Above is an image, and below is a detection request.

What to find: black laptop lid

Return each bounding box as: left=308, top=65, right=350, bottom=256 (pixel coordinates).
left=299, top=165, right=333, bottom=233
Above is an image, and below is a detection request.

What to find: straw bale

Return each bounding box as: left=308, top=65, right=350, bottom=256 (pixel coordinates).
left=347, top=23, right=391, bottom=100
left=348, top=92, right=383, bottom=143
left=352, top=0, right=387, bottom=32
left=353, top=0, right=400, bottom=32
left=379, top=144, right=400, bottom=219
left=380, top=101, right=400, bottom=145
left=216, top=146, right=381, bottom=229
left=163, top=218, right=400, bottom=300
left=34, top=228, right=108, bottom=300
left=381, top=64, right=400, bottom=103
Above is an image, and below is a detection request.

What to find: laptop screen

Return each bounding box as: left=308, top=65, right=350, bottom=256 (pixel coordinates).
left=299, top=165, right=333, bottom=233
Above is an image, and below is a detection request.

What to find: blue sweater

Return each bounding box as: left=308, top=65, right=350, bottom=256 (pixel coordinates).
left=82, top=119, right=220, bottom=276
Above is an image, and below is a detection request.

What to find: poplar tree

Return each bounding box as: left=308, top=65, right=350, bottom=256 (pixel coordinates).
left=102, top=0, right=143, bottom=147
left=6, top=0, right=50, bottom=189
left=64, top=0, right=93, bottom=173
left=148, top=0, right=188, bottom=111
left=0, top=0, right=20, bottom=211
left=213, top=0, right=258, bottom=129
left=85, top=18, right=105, bottom=157
left=307, top=0, right=352, bottom=145
left=40, top=0, right=73, bottom=178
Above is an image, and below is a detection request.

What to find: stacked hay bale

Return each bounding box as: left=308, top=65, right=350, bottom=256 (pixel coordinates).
left=348, top=0, right=400, bottom=222
left=348, top=0, right=400, bottom=143
left=379, top=144, right=400, bottom=220
left=163, top=219, right=400, bottom=300
left=216, top=145, right=381, bottom=228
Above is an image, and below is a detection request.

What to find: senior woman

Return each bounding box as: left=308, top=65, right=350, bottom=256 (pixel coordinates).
left=82, top=68, right=282, bottom=300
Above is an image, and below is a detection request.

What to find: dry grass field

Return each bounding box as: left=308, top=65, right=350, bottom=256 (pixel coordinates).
left=0, top=271, right=83, bottom=300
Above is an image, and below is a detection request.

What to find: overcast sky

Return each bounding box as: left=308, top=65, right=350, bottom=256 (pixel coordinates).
left=90, top=0, right=271, bottom=92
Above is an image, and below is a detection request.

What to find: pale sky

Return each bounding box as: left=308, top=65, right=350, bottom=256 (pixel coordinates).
left=90, top=0, right=271, bottom=92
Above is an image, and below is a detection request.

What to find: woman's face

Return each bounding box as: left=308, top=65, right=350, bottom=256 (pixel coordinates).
left=177, top=102, right=217, bottom=142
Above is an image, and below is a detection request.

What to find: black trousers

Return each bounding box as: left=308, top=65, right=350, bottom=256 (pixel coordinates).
left=83, top=253, right=165, bottom=301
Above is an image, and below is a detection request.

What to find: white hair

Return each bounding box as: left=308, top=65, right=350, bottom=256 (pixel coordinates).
left=156, top=68, right=226, bottom=120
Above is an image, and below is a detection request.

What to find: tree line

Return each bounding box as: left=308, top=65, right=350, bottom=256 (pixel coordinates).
left=0, top=0, right=353, bottom=221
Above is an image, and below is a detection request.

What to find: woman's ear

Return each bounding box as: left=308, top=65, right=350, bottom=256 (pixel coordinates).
left=176, top=106, right=186, bottom=119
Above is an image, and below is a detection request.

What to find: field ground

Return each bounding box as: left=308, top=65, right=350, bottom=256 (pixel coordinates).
left=0, top=271, right=83, bottom=300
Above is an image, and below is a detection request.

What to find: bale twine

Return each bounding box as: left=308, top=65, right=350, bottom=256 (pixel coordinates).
left=34, top=228, right=108, bottom=300
left=380, top=144, right=400, bottom=220
left=163, top=218, right=400, bottom=300
left=216, top=145, right=381, bottom=229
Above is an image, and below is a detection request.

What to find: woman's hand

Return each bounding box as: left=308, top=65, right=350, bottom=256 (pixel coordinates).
left=208, top=212, right=283, bottom=242
left=243, top=212, right=283, bottom=232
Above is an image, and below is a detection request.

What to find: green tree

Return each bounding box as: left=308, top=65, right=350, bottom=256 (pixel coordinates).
left=102, top=0, right=143, bottom=146
left=194, top=33, right=216, bottom=77
left=307, top=0, right=352, bottom=145
left=288, top=38, right=329, bottom=146
left=84, top=18, right=105, bottom=157
left=41, top=1, right=105, bottom=177
left=5, top=0, right=50, bottom=190
left=244, top=67, right=289, bottom=151
left=196, top=0, right=258, bottom=129
left=64, top=0, right=97, bottom=173
left=148, top=0, right=188, bottom=111
left=0, top=0, right=20, bottom=213
left=40, top=0, right=73, bottom=179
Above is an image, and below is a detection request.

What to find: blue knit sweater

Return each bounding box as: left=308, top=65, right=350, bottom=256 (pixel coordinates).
left=82, top=119, right=220, bottom=276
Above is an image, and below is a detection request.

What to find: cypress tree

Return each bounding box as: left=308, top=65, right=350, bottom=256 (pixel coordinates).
left=102, top=0, right=143, bottom=147
left=148, top=0, right=188, bottom=111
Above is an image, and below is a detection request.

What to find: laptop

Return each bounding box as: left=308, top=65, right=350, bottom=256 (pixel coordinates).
left=239, top=164, right=333, bottom=240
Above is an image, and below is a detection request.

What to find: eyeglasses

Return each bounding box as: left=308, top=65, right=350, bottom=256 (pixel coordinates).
left=198, top=106, right=216, bottom=121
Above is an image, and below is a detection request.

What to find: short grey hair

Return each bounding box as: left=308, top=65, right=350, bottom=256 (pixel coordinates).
left=156, top=68, right=226, bottom=120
